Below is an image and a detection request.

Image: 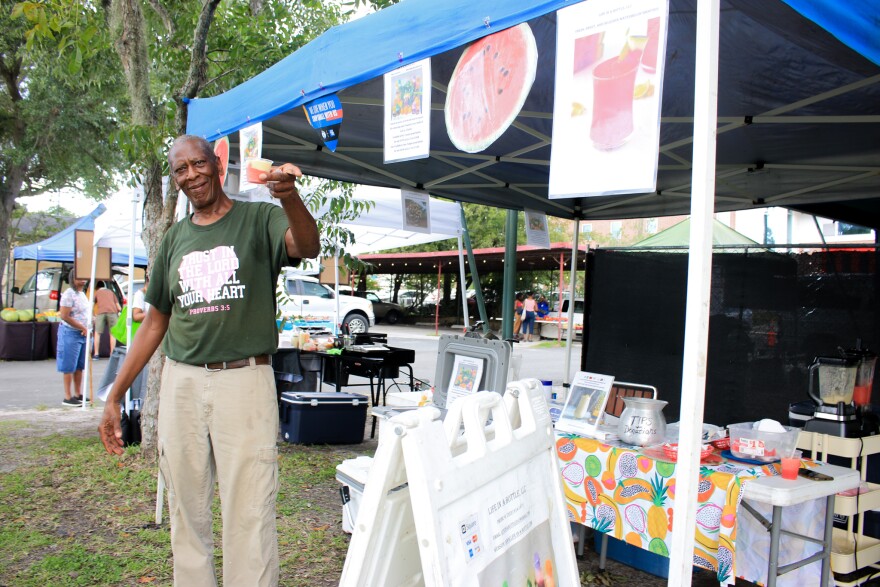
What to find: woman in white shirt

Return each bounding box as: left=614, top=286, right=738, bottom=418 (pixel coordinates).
left=57, top=269, right=90, bottom=406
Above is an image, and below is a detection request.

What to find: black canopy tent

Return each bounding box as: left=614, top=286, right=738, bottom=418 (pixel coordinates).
left=187, top=0, right=880, bottom=227
left=185, top=0, right=879, bottom=582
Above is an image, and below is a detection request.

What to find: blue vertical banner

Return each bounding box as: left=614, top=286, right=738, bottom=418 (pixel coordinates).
left=303, top=94, right=343, bottom=152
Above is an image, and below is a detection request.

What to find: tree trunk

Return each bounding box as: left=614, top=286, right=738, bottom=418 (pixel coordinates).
left=108, top=0, right=220, bottom=460
left=109, top=0, right=164, bottom=460
left=0, top=176, right=23, bottom=309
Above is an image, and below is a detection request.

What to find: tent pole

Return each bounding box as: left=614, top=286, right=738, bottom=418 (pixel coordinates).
left=82, top=240, right=99, bottom=411
left=668, top=0, right=720, bottom=585
left=124, top=186, right=138, bottom=415
left=557, top=253, right=564, bottom=343
left=434, top=261, right=441, bottom=335
left=457, top=234, right=469, bottom=331
left=563, top=224, right=579, bottom=386
left=334, top=251, right=340, bottom=336
left=30, top=254, right=40, bottom=360
left=502, top=210, right=518, bottom=341
left=460, top=206, right=489, bottom=333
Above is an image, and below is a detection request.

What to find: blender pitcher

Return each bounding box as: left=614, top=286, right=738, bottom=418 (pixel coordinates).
left=808, top=356, right=858, bottom=407
left=853, top=352, right=878, bottom=407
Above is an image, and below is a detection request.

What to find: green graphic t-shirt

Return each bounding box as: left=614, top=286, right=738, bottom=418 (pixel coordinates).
left=146, top=201, right=295, bottom=364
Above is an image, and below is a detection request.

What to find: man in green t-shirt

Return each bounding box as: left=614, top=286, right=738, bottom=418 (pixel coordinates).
left=98, top=135, right=319, bottom=587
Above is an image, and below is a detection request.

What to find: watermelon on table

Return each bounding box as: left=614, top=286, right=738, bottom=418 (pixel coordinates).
left=444, top=23, right=538, bottom=154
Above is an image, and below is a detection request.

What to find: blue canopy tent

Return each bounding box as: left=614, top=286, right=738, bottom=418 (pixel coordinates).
left=13, top=204, right=148, bottom=266
left=185, top=0, right=879, bottom=583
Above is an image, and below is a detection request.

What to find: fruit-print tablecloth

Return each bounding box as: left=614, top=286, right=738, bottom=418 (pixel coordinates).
left=556, top=433, right=827, bottom=586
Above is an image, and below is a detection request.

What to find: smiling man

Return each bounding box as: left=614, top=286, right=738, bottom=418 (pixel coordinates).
left=98, top=135, right=319, bottom=587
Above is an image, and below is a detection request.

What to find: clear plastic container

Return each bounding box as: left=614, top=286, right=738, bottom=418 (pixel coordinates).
left=728, top=421, right=799, bottom=463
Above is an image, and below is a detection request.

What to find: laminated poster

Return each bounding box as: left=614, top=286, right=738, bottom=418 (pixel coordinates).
left=384, top=58, right=431, bottom=163
left=438, top=453, right=558, bottom=585
left=303, top=94, right=343, bottom=152
left=549, top=0, right=669, bottom=198
left=525, top=210, right=551, bottom=249
left=446, top=354, right=485, bottom=408
left=555, top=371, right=615, bottom=438
left=238, top=122, right=263, bottom=192
left=401, top=189, right=431, bottom=234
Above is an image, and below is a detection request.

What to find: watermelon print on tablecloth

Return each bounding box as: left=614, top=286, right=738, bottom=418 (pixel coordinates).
left=444, top=23, right=538, bottom=153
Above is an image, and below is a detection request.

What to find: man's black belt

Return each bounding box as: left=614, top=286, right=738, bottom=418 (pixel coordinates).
left=197, top=355, right=271, bottom=372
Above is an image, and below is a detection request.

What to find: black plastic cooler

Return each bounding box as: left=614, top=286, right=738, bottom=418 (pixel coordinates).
left=279, top=392, right=368, bottom=444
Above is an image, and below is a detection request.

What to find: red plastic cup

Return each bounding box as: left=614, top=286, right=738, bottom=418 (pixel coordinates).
left=780, top=450, right=802, bottom=480
left=246, top=158, right=273, bottom=184
left=590, top=51, right=641, bottom=150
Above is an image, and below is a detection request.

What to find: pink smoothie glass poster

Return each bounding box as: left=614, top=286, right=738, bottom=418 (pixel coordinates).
left=549, top=0, right=668, bottom=199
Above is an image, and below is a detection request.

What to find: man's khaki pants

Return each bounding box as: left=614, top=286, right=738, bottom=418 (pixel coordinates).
left=158, top=359, right=279, bottom=587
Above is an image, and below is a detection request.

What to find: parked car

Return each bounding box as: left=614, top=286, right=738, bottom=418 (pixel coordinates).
left=278, top=272, right=374, bottom=333
left=12, top=267, right=125, bottom=312
left=340, top=289, right=406, bottom=324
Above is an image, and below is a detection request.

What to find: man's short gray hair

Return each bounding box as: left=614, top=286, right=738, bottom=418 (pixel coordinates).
left=168, top=135, right=216, bottom=163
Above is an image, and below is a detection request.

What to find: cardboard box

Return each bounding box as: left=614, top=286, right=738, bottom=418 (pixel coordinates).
left=280, top=392, right=368, bottom=444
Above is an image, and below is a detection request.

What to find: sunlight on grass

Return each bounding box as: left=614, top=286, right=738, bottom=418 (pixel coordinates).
left=534, top=340, right=567, bottom=349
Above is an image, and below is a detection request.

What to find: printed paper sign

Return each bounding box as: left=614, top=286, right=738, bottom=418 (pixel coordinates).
left=214, top=136, right=230, bottom=188
left=555, top=371, right=615, bottom=438
left=303, top=94, right=343, bottom=152
left=446, top=354, right=485, bottom=408
left=438, top=454, right=557, bottom=584
left=401, top=189, right=431, bottom=234
left=238, top=122, right=263, bottom=192
left=525, top=210, right=550, bottom=249
left=384, top=58, right=432, bottom=163
left=549, top=0, right=669, bottom=198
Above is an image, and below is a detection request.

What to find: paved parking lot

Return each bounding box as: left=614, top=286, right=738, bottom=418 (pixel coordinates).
left=0, top=323, right=581, bottom=410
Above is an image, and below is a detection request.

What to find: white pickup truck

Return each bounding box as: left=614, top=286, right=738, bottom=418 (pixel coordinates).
left=537, top=298, right=584, bottom=340
left=277, top=272, right=375, bottom=333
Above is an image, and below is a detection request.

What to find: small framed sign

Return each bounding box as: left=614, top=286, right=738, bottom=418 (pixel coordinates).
left=555, top=371, right=615, bottom=438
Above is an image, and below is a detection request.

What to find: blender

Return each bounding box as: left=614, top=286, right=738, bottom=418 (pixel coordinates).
left=803, top=356, right=861, bottom=437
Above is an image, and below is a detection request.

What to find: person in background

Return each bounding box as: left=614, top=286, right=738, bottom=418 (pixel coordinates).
left=57, top=269, right=90, bottom=406
left=536, top=294, right=550, bottom=339
left=512, top=293, right=524, bottom=339
left=93, top=281, right=121, bottom=359
left=98, top=134, right=319, bottom=587
left=521, top=292, right=538, bottom=342
left=131, top=275, right=149, bottom=323
left=536, top=295, right=550, bottom=318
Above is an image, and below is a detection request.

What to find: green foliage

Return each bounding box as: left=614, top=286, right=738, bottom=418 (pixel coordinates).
left=8, top=205, right=76, bottom=246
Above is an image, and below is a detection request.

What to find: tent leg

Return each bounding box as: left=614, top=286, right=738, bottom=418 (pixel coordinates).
left=457, top=234, right=469, bottom=330
left=563, top=223, right=580, bottom=385
left=461, top=205, right=489, bottom=332
left=501, top=210, right=518, bottom=341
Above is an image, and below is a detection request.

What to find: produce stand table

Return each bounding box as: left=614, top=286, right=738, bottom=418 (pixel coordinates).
left=0, top=320, right=51, bottom=360
left=556, top=432, right=858, bottom=586
left=536, top=318, right=582, bottom=340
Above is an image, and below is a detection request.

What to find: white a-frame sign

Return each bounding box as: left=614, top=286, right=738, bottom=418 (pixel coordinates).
left=340, top=380, right=579, bottom=586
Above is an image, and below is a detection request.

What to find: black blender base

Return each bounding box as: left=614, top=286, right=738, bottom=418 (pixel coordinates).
left=804, top=417, right=865, bottom=437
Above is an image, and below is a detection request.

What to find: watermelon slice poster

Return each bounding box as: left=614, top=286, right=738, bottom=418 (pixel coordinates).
left=303, top=94, right=343, bottom=152
left=238, top=122, right=263, bottom=192
left=214, top=136, right=230, bottom=188
left=444, top=23, right=537, bottom=154
left=384, top=58, right=431, bottom=163
left=549, top=0, right=669, bottom=199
